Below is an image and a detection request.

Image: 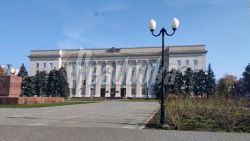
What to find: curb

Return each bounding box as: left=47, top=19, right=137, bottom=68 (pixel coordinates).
left=137, top=106, right=160, bottom=129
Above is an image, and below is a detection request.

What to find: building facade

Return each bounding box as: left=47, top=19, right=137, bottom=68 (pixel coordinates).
left=29, top=45, right=207, bottom=98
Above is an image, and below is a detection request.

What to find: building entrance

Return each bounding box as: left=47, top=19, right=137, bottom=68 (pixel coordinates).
left=100, top=88, right=106, bottom=98
left=121, top=88, right=126, bottom=98
left=110, top=88, right=116, bottom=98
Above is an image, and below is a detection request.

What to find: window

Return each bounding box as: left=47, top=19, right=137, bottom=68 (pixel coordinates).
left=111, top=62, right=116, bottom=85
left=82, top=79, right=86, bottom=96
left=131, top=64, right=136, bottom=86
left=81, top=64, right=86, bottom=77
left=43, top=63, right=46, bottom=68
left=132, top=88, right=136, bottom=95
left=73, top=80, right=76, bottom=88
left=72, top=88, right=76, bottom=96
left=72, top=63, right=76, bottom=76
left=91, top=63, right=96, bottom=85
left=92, top=63, right=96, bottom=73
left=36, top=63, right=39, bottom=69
left=177, top=60, right=181, bottom=66
left=194, top=59, right=198, bottom=66
left=185, top=60, right=189, bottom=66
left=82, top=80, right=86, bottom=86
left=141, top=63, right=147, bottom=86
left=142, top=88, right=147, bottom=95
left=120, top=62, right=126, bottom=86
left=72, top=80, right=76, bottom=95
left=101, top=63, right=106, bottom=85
left=81, top=87, right=86, bottom=96
left=121, top=72, right=126, bottom=86
left=91, top=88, right=96, bottom=96
left=49, top=63, right=53, bottom=69
left=150, top=62, right=157, bottom=85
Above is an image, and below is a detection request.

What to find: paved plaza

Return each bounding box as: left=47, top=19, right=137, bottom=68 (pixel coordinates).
left=0, top=101, right=159, bottom=129
left=0, top=101, right=250, bottom=141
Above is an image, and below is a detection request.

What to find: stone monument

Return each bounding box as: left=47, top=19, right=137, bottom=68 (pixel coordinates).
left=0, top=65, right=22, bottom=97
left=0, top=76, right=22, bottom=97
left=0, top=64, right=64, bottom=104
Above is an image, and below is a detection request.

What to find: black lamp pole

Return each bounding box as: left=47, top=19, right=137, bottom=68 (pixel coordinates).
left=150, top=28, right=176, bottom=127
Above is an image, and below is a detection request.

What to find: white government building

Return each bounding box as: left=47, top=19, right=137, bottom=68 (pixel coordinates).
left=29, top=45, right=207, bottom=98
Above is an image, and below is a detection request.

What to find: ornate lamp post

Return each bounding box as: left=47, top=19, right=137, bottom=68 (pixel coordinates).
left=148, top=18, right=179, bottom=128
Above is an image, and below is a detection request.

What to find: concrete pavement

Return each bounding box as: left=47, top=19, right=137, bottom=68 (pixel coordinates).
left=0, top=101, right=250, bottom=141
left=0, top=101, right=159, bottom=129
left=0, top=125, right=249, bottom=141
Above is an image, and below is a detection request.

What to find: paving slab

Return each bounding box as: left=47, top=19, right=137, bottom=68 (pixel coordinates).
left=0, top=125, right=249, bottom=141
left=0, top=101, right=159, bottom=129
left=1, top=101, right=249, bottom=141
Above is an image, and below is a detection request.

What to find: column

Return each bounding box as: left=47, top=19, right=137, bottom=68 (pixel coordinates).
left=71, top=62, right=77, bottom=96
left=85, top=61, right=91, bottom=97
left=136, top=60, right=142, bottom=98
left=147, top=60, right=152, bottom=98
left=126, top=60, right=132, bottom=98
left=105, top=61, right=111, bottom=97
left=66, top=62, right=72, bottom=97
left=81, top=63, right=86, bottom=97
left=115, top=61, right=121, bottom=97
left=95, top=61, right=101, bottom=97
left=76, top=62, right=82, bottom=97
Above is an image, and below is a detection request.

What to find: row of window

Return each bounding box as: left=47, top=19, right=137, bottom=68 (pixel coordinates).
left=177, top=59, right=198, bottom=66
left=36, top=63, right=54, bottom=69
left=71, top=62, right=157, bottom=86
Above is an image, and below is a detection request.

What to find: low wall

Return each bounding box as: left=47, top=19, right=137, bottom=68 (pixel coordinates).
left=0, top=97, right=64, bottom=104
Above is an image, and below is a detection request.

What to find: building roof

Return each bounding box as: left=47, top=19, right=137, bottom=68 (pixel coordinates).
left=29, top=45, right=207, bottom=58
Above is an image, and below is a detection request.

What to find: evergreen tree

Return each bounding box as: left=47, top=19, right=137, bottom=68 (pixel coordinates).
left=153, top=61, right=167, bottom=99
left=35, top=70, right=47, bottom=97
left=193, top=71, right=199, bottom=96
left=242, top=64, right=250, bottom=94
left=183, top=68, right=193, bottom=96
left=40, top=71, right=48, bottom=96
left=168, top=69, right=177, bottom=94
left=205, top=64, right=216, bottom=97
left=153, top=67, right=162, bottom=99
left=18, top=63, right=28, bottom=80
left=57, top=67, right=70, bottom=98
left=193, top=69, right=206, bottom=97
left=164, top=70, right=174, bottom=95
left=46, top=69, right=58, bottom=97
left=175, top=70, right=184, bottom=95
left=168, top=69, right=183, bottom=95
left=22, top=76, right=36, bottom=97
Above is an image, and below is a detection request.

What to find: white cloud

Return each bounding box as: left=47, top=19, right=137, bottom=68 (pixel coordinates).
left=57, top=2, right=129, bottom=49
left=93, top=3, right=129, bottom=17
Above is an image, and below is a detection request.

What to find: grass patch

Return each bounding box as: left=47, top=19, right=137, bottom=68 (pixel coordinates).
left=0, top=101, right=95, bottom=108
left=146, top=97, right=250, bottom=132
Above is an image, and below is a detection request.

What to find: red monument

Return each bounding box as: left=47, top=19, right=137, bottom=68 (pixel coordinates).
left=0, top=76, right=22, bottom=97
left=0, top=65, right=64, bottom=104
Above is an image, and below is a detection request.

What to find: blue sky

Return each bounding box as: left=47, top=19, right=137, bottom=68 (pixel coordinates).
left=0, top=0, right=249, bottom=79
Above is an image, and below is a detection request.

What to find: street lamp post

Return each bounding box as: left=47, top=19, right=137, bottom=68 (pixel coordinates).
left=148, top=18, right=179, bottom=128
